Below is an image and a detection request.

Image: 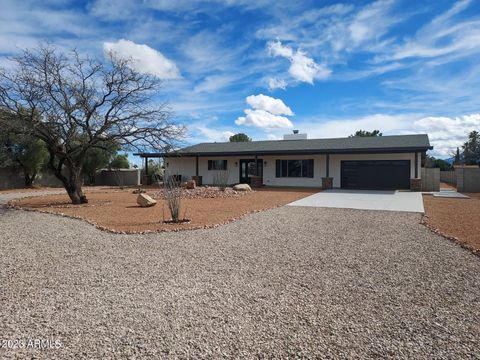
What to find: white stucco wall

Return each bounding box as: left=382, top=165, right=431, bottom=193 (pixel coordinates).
left=166, top=152, right=420, bottom=188
left=167, top=156, right=242, bottom=184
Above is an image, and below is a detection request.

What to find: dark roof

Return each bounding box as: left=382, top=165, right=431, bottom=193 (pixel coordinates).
left=135, top=134, right=432, bottom=157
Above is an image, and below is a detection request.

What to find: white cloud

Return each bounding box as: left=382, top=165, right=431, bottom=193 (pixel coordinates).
left=246, top=94, right=293, bottom=115
left=103, top=39, right=181, bottom=79
left=236, top=94, right=294, bottom=129
left=295, top=113, right=480, bottom=157
left=89, top=0, right=138, bottom=20
left=289, top=50, right=331, bottom=83
left=267, top=77, right=287, bottom=90
left=189, top=124, right=236, bottom=143
left=267, top=133, right=282, bottom=140
left=348, top=0, right=397, bottom=45
left=235, top=109, right=293, bottom=129
left=268, top=39, right=293, bottom=57
left=376, top=0, right=480, bottom=63
left=413, top=114, right=480, bottom=156
left=267, top=40, right=331, bottom=84
left=194, top=75, right=238, bottom=93
left=222, top=131, right=236, bottom=140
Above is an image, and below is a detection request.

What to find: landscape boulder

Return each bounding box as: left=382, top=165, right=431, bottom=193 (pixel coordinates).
left=137, top=193, right=157, bottom=207
left=181, top=180, right=196, bottom=189
left=233, top=184, right=252, bottom=192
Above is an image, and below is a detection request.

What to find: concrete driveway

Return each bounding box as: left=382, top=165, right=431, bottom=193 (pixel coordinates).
left=288, top=189, right=424, bottom=213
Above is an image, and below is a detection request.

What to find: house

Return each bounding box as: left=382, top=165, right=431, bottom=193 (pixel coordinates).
left=136, top=132, right=433, bottom=190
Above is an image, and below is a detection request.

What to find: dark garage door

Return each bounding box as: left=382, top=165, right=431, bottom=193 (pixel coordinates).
left=341, top=160, right=411, bottom=190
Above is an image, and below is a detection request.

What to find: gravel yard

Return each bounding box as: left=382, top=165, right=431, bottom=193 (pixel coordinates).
left=423, top=193, right=480, bottom=252
left=0, top=195, right=479, bottom=358
left=9, top=187, right=317, bottom=233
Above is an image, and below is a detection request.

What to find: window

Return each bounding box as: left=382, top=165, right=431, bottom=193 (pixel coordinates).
left=275, top=159, right=314, bottom=178
left=208, top=160, right=227, bottom=170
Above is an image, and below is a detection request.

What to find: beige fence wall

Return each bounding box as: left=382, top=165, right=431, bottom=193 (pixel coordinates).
left=440, top=170, right=456, bottom=184
left=0, top=166, right=63, bottom=189
left=0, top=167, right=25, bottom=189
left=456, top=166, right=480, bottom=192
left=95, top=169, right=141, bottom=186
left=421, top=167, right=440, bottom=192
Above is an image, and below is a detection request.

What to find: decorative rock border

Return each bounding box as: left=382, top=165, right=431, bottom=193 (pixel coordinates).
left=5, top=197, right=287, bottom=236
left=421, top=215, right=479, bottom=257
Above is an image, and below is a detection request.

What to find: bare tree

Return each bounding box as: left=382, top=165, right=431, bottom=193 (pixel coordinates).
left=0, top=45, right=184, bottom=203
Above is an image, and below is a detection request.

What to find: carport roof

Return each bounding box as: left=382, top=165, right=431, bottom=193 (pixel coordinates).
left=135, top=134, right=432, bottom=157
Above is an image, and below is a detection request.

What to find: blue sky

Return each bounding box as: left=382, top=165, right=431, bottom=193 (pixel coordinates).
left=1, top=0, right=480, bottom=161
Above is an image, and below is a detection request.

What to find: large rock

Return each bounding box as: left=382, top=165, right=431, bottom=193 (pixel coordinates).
left=137, top=193, right=157, bottom=207
left=181, top=180, right=196, bottom=189
left=233, top=183, right=252, bottom=192
left=186, top=180, right=196, bottom=189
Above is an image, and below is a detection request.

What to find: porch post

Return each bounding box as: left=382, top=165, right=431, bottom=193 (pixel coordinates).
left=410, top=152, right=422, bottom=191
left=192, top=154, right=202, bottom=186
left=322, top=153, right=333, bottom=190
left=326, top=154, right=330, bottom=177
left=144, top=156, right=149, bottom=185
left=414, top=152, right=419, bottom=178
left=250, top=154, right=262, bottom=188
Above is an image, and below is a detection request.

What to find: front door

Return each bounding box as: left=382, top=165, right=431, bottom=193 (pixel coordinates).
left=239, top=159, right=263, bottom=184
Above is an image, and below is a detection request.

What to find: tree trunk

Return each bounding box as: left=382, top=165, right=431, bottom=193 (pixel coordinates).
left=65, top=166, right=87, bottom=204
left=66, top=180, right=88, bottom=204
left=52, top=161, right=88, bottom=204
left=23, top=172, right=36, bottom=188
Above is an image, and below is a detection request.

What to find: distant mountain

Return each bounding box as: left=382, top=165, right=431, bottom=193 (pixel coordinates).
left=444, top=157, right=455, bottom=165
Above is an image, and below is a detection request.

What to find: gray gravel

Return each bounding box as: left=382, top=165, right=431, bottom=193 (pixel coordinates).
left=0, top=193, right=479, bottom=359
left=0, top=189, right=67, bottom=205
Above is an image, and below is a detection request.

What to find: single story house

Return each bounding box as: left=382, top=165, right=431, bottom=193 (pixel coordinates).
left=135, top=132, right=432, bottom=190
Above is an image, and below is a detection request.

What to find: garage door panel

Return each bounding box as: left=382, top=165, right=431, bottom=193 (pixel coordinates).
left=341, top=160, right=410, bottom=190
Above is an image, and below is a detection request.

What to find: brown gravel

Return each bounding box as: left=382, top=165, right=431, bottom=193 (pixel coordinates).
left=423, top=193, right=480, bottom=252
left=9, top=187, right=318, bottom=233
left=151, top=186, right=248, bottom=199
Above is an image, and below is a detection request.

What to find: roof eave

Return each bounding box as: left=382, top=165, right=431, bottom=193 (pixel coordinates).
left=162, top=146, right=433, bottom=157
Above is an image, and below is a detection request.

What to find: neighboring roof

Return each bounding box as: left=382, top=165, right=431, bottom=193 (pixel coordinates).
left=135, top=134, right=432, bottom=157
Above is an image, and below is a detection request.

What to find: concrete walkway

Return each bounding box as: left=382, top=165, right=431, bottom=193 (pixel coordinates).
left=287, top=189, right=425, bottom=213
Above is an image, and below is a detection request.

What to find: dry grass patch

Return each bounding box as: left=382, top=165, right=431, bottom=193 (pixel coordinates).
left=423, top=193, right=480, bottom=253
left=10, top=187, right=318, bottom=233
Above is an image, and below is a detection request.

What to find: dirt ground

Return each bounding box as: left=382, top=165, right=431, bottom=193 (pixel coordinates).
left=0, top=186, right=61, bottom=193
left=423, top=193, right=480, bottom=252
left=439, top=182, right=456, bottom=190
left=10, top=187, right=318, bottom=233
